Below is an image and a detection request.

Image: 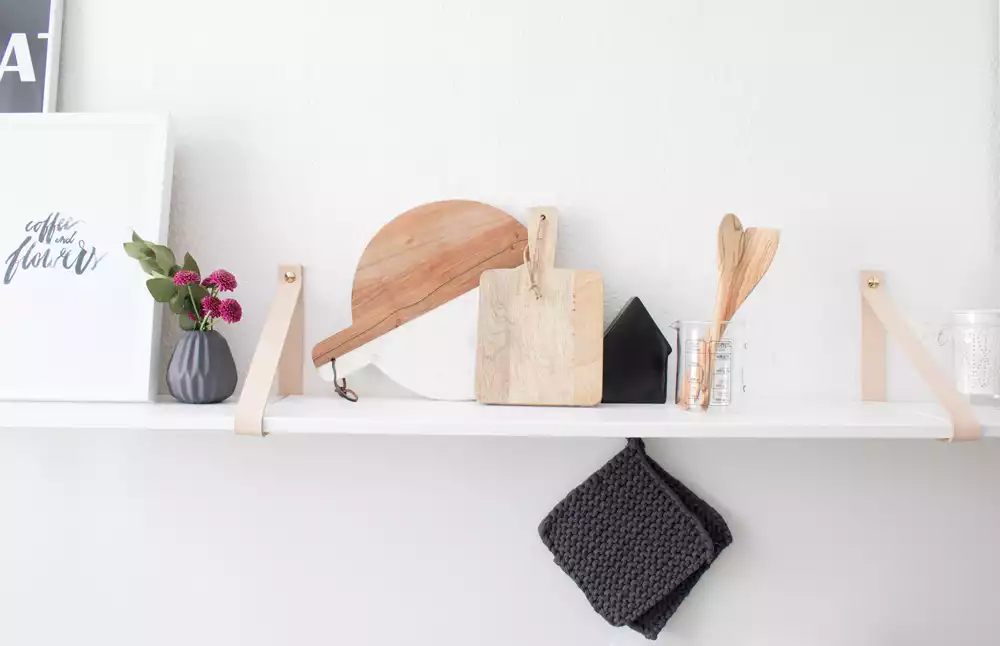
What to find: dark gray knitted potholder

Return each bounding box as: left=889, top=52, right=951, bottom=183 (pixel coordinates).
left=538, top=439, right=732, bottom=640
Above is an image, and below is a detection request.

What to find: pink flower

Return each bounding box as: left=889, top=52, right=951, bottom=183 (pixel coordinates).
left=219, top=299, right=243, bottom=324
left=201, top=295, right=222, bottom=317
left=186, top=312, right=198, bottom=322
left=206, top=269, right=237, bottom=292
left=173, top=270, right=201, bottom=286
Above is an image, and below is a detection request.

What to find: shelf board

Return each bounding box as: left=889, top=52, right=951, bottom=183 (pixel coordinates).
left=0, top=399, right=237, bottom=432
left=1, top=396, right=998, bottom=439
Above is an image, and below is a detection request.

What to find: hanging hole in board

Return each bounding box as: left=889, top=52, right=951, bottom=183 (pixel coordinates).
left=330, top=359, right=359, bottom=403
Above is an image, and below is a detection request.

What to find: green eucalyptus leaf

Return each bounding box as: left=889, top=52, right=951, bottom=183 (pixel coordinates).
left=123, top=242, right=153, bottom=260
left=169, top=291, right=188, bottom=314
left=169, top=265, right=181, bottom=278
left=179, top=313, right=198, bottom=331
left=132, top=231, right=144, bottom=244
left=149, top=244, right=176, bottom=273
left=146, top=278, right=177, bottom=303
left=139, top=257, right=162, bottom=276
left=188, top=283, right=209, bottom=303
left=182, top=253, right=200, bottom=275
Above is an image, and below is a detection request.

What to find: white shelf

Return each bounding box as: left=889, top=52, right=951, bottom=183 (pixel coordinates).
left=0, top=399, right=238, bottom=432
left=2, top=397, right=999, bottom=439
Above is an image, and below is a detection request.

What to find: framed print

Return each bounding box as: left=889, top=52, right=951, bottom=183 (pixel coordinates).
left=0, top=114, right=174, bottom=402
left=0, top=0, right=62, bottom=112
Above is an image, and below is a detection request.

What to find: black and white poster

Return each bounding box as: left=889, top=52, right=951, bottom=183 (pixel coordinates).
left=0, top=114, right=174, bottom=401
left=0, top=0, right=61, bottom=112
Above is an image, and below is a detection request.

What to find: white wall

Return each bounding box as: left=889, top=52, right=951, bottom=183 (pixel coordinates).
left=2, top=0, right=1000, bottom=644
left=4, top=432, right=1000, bottom=646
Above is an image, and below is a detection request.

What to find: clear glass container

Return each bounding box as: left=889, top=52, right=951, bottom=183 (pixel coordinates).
left=671, top=320, right=747, bottom=410
left=940, top=310, right=1000, bottom=406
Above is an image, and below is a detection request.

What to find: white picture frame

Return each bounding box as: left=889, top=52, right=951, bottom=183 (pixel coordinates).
left=0, top=114, right=174, bottom=402
left=0, top=0, right=63, bottom=112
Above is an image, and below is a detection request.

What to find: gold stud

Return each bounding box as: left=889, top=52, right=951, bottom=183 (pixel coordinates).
left=284, top=271, right=297, bottom=283
left=867, top=276, right=881, bottom=289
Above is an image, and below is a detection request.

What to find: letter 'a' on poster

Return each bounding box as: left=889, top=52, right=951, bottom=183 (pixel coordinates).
left=0, top=0, right=62, bottom=113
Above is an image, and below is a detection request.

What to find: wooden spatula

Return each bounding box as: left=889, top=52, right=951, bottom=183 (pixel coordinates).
left=698, top=224, right=780, bottom=408
left=697, top=214, right=745, bottom=407
left=475, top=208, right=604, bottom=406
left=679, top=215, right=744, bottom=409
left=728, top=227, right=780, bottom=311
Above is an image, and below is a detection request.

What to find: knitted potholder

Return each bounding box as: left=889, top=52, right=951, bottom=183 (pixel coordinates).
left=538, top=439, right=732, bottom=640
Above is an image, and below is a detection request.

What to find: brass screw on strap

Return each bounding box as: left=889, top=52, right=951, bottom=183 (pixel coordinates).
left=867, top=276, right=881, bottom=289
left=284, top=271, right=297, bottom=283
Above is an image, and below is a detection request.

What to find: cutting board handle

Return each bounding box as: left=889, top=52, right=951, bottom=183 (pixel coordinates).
left=526, top=207, right=559, bottom=291
left=476, top=207, right=605, bottom=406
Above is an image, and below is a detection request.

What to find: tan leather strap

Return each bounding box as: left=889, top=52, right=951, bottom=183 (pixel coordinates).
left=234, top=265, right=304, bottom=436
left=860, top=270, right=980, bottom=442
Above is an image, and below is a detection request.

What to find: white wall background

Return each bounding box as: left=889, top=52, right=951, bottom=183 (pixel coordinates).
left=2, top=0, right=1000, bottom=644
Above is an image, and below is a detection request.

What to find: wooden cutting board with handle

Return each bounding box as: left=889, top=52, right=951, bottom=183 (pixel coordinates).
left=311, top=200, right=527, bottom=370
left=475, top=207, right=604, bottom=406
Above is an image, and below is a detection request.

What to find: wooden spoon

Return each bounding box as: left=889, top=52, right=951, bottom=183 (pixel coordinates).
left=698, top=225, right=780, bottom=408
left=695, top=214, right=745, bottom=408
left=679, top=214, right=744, bottom=409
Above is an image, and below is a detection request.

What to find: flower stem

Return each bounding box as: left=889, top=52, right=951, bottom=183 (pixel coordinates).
left=187, top=285, right=205, bottom=330
left=208, top=286, right=220, bottom=330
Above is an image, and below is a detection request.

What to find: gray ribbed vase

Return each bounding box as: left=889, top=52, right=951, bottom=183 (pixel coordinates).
left=166, top=331, right=238, bottom=404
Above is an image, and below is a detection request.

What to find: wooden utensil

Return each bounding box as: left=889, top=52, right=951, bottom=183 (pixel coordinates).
left=311, top=200, right=527, bottom=369
left=475, top=207, right=604, bottom=406
left=695, top=214, right=746, bottom=407
left=698, top=224, right=780, bottom=408
left=728, top=227, right=781, bottom=311
left=678, top=214, right=744, bottom=409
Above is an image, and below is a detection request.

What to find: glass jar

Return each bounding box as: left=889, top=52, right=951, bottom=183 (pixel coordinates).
left=671, top=320, right=747, bottom=410
left=940, top=310, right=1000, bottom=405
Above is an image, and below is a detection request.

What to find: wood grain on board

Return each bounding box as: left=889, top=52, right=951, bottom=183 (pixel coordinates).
left=476, top=208, right=604, bottom=406
left=311, top=200, right=527, bottom=367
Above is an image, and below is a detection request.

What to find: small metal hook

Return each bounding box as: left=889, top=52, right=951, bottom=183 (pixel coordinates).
left=330, top=359, right=358, bottom=402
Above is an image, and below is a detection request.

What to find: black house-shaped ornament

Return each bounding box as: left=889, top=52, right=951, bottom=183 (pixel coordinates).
left=602, top=297, right=672, bottom=404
